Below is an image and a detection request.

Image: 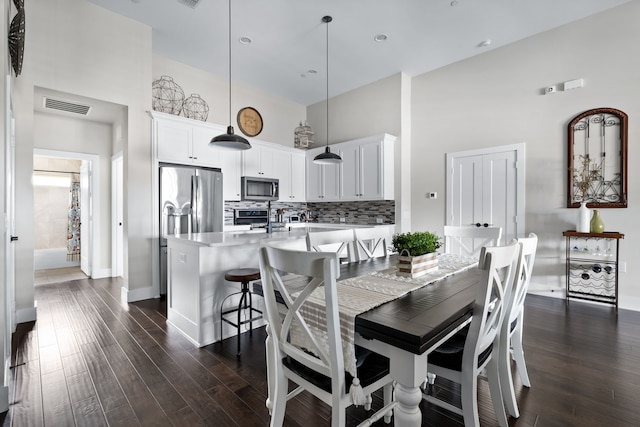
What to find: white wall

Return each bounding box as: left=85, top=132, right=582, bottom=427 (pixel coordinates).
left=33, top=113, right=113, bottom=272
left=12, top=0, right=152, bottom=315
left=410, top=2, right=640, bottom=309
left=153, top=55, right=306, bottom=147
left=1, top=0, right=9, bottom=412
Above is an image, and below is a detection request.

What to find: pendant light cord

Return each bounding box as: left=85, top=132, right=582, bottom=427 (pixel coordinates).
left=326, top=17, right=329, bottom=149
left=228, top=0, right=232, bottom=126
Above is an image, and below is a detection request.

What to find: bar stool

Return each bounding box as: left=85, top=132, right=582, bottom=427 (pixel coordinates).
left=220, top=268, right=262, bottom=356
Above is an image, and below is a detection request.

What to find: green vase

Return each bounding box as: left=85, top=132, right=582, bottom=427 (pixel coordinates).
left=590, top=209, right=605, bottom=233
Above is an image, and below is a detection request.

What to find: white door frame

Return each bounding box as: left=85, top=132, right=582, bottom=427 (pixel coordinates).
left=80, top=161, right=91, bottom=276
left=33, top=149, right=101, bottom=278
left=446, top=143, right=526, bottom=239
left=111, top=152, right=123, bottom=277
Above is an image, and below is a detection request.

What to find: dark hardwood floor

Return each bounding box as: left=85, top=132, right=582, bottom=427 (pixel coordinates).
left=2, top=275, right=640, bottom=426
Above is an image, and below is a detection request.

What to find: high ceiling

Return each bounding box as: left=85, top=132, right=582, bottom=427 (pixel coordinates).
left=88, top=0, right=629, bottom=106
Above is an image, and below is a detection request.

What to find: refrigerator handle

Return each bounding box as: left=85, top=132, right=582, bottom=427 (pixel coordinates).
left=191, top=174, right=199, bottom=234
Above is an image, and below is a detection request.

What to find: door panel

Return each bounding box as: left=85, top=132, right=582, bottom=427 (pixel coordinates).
left=447, top=144, right=524, bottom=254
left=80, top=162, right=91, bottom=276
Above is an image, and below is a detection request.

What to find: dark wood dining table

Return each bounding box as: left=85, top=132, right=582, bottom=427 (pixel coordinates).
left=340, top=255, right=480, bottom=426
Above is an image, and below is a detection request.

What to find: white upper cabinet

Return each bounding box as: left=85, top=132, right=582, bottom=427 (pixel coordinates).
left=274, top=150, right=306, bottom=202
left=306, top=134, right=395, bottom=202
left=305, top=150, right=341, bottom=202
left=219, top=149, right=242, bottom=201
left=242, top=142, right=275, bottom=178
left=154, top=112, right=224, bottom=167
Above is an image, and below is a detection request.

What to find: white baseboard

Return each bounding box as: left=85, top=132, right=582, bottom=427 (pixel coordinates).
left=121, top=285, right=158, bottom=304
left=91, top=268, right=112, bottom=279
left=34, top=248, right=80, bottom=270
left=16, top=306, right=37, bottom=323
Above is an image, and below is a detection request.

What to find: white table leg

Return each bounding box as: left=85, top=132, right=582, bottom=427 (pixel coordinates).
left=393, top=382, right=423, bottom=426
left=389, top=346, right=429, bottom=427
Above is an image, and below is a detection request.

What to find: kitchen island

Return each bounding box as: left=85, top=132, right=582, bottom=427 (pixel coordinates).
left=165, top=227, right=337, bottom=347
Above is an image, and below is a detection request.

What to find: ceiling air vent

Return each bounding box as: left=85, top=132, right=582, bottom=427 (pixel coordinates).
left=177, top=0, right=201, bottom=8
left=43, top=97, right=92, bottom=116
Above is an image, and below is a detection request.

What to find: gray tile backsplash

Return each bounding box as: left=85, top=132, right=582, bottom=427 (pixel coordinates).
left=224, top=200, right=395, bottom=225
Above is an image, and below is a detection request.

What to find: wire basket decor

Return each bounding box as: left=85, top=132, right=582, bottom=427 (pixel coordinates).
left=182, top=94, right=209, bottom=121
left=152, top=76, right=185, bottom=115
left=294, top=121, right=314, bottom=148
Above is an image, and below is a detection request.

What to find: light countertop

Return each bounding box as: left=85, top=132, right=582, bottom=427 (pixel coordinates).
left=166, top=222, right=395, bottom=248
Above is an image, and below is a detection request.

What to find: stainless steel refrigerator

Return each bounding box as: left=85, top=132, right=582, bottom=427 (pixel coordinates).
left=159, top=163, right=223, bottom=294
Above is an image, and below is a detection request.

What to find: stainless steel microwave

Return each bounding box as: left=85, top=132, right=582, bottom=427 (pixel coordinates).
left=241, top=176, right=279, bottom=201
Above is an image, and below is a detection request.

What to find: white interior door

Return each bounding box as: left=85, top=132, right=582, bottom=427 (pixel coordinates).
left=112, top=154, right=124, bottom=277
left=446, top=143, right=525, bottom=249
left=80, top=161, right=92, bottom=276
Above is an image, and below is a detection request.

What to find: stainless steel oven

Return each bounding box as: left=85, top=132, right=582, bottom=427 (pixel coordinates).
left=233, top=209, right=269, bottom=226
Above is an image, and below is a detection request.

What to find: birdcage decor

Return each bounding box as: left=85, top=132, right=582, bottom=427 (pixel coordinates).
left=182, top=94, right=209, bottom=121
left=151, top=76, right=185, bottom=115
left=294, top=121, right=314, bottom=149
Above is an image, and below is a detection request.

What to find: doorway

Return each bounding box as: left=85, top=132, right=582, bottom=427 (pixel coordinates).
left=33, top=149, right=100, bottom=280
left=446, top=143, right=526, bottom=246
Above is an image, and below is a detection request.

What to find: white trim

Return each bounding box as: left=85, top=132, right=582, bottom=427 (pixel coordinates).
left=0, top=384, right=8, bottom=413
left=121, top=284, right=157, bottom=304
left=33, top=149, right=102, bottom=279
left=91, top=268, right=112, bottom=280
left=16, top=307, right=37, bottom=323
left=111, top=152, right=123, bottom=278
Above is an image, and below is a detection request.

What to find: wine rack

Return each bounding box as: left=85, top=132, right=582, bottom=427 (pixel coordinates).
left=563, top=231, right=624, bottom=308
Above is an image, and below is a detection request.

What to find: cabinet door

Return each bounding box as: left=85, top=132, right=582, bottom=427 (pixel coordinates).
left=290, top=152, right=306, bottom=201
left=191, top=127, right=221, bottom=167
left=323, top=162, right=341, bottom=201
left=360, top=141, right=383, bottom=199
left=259, top=146, right=275, bottom=178
left=339, top=145, right=360, bottom=200
left=156, top=120, right=192, bottom=163
left=273, top=150, right=292, bottom=200
left=242, top=145, right=261, bottom=176
left=306, top=156, right=322, bottom=201
left=220, top=150, right=242, bottom=201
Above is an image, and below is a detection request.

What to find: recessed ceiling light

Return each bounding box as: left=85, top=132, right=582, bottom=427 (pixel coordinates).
left=477, top=39, right=491, bottom=48
left=239, top=36, right=252, bottom=45
left=307, top=69, right=317, bottom=75
left=450, top=0, right=459, bottom=6
left=374, top=34, right=388, bottom=42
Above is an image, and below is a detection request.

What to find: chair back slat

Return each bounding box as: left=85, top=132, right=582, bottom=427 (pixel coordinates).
left=259, top=245, right=344, bottom=379
left=507, top=233, right=538, bottom=325
left=354, top=227, right=390, bottom=261
left=306, top=229, right=356, bottom=263
left=444, top=225, right=502, bottom=258
left=464, top=241, right=519, bottom=366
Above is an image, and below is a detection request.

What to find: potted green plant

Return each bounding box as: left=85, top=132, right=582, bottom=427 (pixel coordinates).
left=391, top=231, right=442, bottom=278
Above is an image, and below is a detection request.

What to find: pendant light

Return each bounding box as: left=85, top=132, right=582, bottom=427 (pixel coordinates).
left=210, top=0, right=251, bottom=150
left=313, top=16, right=342, bottom=165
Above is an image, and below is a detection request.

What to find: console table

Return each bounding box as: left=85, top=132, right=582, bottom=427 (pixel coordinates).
left=562, top=230, right=624, bottom=309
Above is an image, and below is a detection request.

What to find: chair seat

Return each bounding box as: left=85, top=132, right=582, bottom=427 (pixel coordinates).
left=283, top=346, right=390, bottom=394
left=428, top=326, right=493, bottom=371
left=225, top=268, right=261, bottom=283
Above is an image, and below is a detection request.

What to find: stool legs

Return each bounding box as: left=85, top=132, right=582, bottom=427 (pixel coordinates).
left=220, top=280, right=262, bottom=356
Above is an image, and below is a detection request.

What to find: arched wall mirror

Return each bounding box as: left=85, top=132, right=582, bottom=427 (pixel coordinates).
left=567, top=107, right=628, bottom=208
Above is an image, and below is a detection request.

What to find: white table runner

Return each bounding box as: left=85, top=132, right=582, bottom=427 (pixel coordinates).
left=290, top=253, right=478, bottom=376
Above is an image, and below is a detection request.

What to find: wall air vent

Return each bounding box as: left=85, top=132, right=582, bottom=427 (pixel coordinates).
left=177, top=0, right=201, bottom=8
left=43, top=97, right=92, bottom=116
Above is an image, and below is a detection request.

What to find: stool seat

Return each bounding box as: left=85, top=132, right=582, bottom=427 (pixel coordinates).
left=225, top=268, right=261, bottom=283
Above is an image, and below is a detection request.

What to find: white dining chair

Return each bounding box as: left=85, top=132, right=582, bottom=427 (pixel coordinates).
left=499, top=233, right=538, bottom=418
left=444, top=225, right=502, bottom=258
left=353, top=227, right=390, bottom=261
left=422, top=240, right=519, bottom=427
left=258, top=245, right=395, bottom=426
left=306, top=228, right=356, bottom=263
